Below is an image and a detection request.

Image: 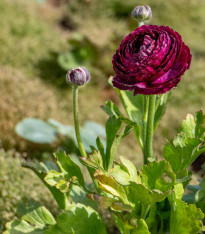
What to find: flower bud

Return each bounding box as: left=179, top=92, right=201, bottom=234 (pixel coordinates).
left=66, top=66, right=90, bottom=86
left=131, top=5, right=152, bottom=22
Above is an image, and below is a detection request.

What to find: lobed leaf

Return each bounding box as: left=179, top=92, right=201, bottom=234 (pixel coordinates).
left=164, top=111, right=205, bottom=174
left=46, top=204, right=107, bottom=234
left=140, top=160, right=176, bottom=192
left=125, top=182, right=168, bottom=206
left=94, top=170, right=129, bottom=204
left=23, top=161, right=69, bottom=210
left=170, top=199, right=204, bottom=234
left=54, top=151, right=84, bottom=187
left=4, top=200, right=56, bottom=234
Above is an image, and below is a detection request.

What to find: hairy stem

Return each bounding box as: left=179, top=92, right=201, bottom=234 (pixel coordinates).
left=73, top=85, right=87, bottom=158
left=138, top=21, right=144, bottom=27
left=72, top=85, right=101, bottom=193
left=142, top=95, right=149, bottom=157
left=144, top=95, right=156, bottom=164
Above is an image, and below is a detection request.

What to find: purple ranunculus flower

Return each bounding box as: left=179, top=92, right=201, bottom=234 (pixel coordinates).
left=112, top=25, right=192, bottom=95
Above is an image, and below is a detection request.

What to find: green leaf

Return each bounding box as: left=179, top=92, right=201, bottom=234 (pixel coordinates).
left=105, top=116, right=122, bottom=169
left=57, top=33, right=98, bottom=71
left=113, top=214, right=150, bottom=233
left=4, top=200, right=56, bottom=234
left=131, top=219, right=150, bottom=234
left=119, top=156, right=139, bottom=183
left=175, top=169, right=191, bottom=183
left=125, top=182, right=167, bottom=206
left=112, top=213, right=125, bottom=234
left=112, top=156, right=139, bottom=185
left=117, top=90, right=144, bottom=125
left=23, top=161, right=69, bottom=210
left=115, top=90, right=170, bottom=149
left=96, top=137, right=105, bottom=160
left=164, top=111, right=205, bottom=174
left=54, top=151, right=84, bottom=187
left=45, top=170, right=65, bottom=186
left=186, top=184, right=201, bottom=193
left=154, top=92, right=171, bottom=131
left=70, top=185, right=97, bottom=210
left=170, top=199, right=204, bottom=234
left=15, top=118, right=57, bottom=144
left=94, top=170, right=129, bottom=204
left=180, top=111, right=205, bottom=139
left=104, top=117, right=133, bottom=171
left=141, top=160, right=176, bottom=192
left=87, top=193, right=133, bottom=211
left=100, top=100, right=123, bottom=118
left=81, top=150, right=104, bottom=170
left=116, top=89, right=144, bottom=148
left=182, top=193, right=195, bottom=203
left=46, top=204, right=107, bottom=234
left=108, top=125, right=133, bottom=171
left=164, top=138, right=205, bottom=174
left=4, top=220, right=45, bottom=234
left=79, top=122, right=106, bottom=153
left=174, top=183, right=184, bottom=200
left=44, top=170, right=71, bottom=193
left=112, top=164, right=131, bottom=185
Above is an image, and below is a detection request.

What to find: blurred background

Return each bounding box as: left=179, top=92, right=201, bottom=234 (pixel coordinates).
left=1, top=0, right=205, bottom=231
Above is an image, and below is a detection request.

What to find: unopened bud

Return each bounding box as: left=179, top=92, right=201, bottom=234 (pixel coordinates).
left=66, top=66, right=90, bottom=86
left=131, top=5, right=152, bottom=22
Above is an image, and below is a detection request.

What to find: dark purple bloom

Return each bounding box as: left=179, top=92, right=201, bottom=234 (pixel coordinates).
left=66, top=66, right=90, bottom=86
left=112, top=25, right=192, bottom=95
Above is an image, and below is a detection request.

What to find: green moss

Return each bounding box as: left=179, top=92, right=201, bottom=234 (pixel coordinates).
left=0, top=0, right=66, bottom=77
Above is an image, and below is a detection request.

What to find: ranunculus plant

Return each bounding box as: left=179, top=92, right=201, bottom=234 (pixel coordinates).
left=4, top=5, right=205, bottom=234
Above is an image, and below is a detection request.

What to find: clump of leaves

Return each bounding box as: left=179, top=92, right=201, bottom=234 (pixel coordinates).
left=5, top=110, right=205, bottom=233
left=0, top=151, right=57, bottom=233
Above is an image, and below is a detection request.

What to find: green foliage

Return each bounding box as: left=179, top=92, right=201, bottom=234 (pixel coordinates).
left=46, top=204, right=107, bottom=234
left=15, top=118, right=58, bottom=144
left=126, top=182, right=168, bottom=207
left=141, top=160, right=176, bottom=192
left=23, top=160, right=69, bottom=210
left=113, top=89, right=170, bottom=149
left=164, top=111, right=205, bottom=174
left=4, top=200, right=56, bottom=234
left=16, top=118, right=106, bottom=153
left=58, top=33, right=98, bottom=71
left=169, top=199, right=204, bottom=234
left=4, top=201, right=106, bottom=234
left=54, top=151, right=85, bottom=187
left=95, top=160, right=175, bottom=208
left=184, top=177, right=205, bottom=216
left=104, top=117, right=132, bottom=171
left=0, top=151, right=57, bottom=233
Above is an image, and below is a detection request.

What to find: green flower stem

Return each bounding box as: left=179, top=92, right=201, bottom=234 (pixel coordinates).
left=72, top=85, right=87, bottom=158
left=144, top=95, right=156, bottom=164
left=72, top=85, right=101, bottom=193
left=138, top=21, right=144, bottom=27
left=142, top=95, right=149, bottom=156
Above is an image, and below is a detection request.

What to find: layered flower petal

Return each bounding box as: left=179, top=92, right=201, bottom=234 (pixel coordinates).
left=112, top=25, right=192, bottom=95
